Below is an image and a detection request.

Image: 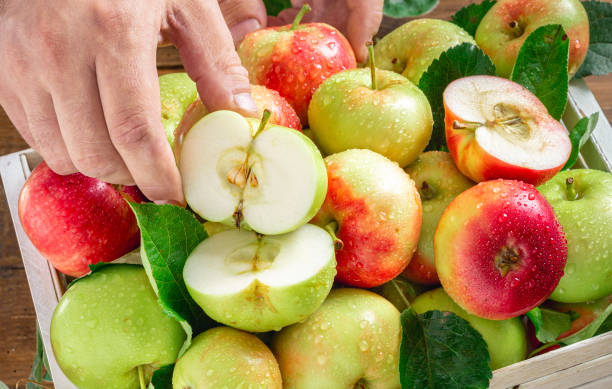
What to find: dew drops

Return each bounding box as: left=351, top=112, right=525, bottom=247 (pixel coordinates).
left=359, top=340, right=369, bottom=351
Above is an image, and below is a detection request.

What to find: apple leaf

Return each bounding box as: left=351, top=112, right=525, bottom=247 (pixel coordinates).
left=399, top=309, right=492, bottom=389
left=374, top=278, right=424, bottom=313
left=451, top=0, right=496, bottom=37
left=263, top=0, right=291, bottom=16
left=575, top=1, right=612, bottom=78
left=562, top=112, right=600, bottom=170
left=526, top=307, right=573, bottom=343
left=559, top=302, right=612, bottom=345
left=129, top=203, right=215, bottom=348
left=149, top=365, right=174, bottom=389
left=511, top=24, right=569, bottom=120
left=418, top=42, right=496, bottom=151
left=383, top=0, right=439, bottom=18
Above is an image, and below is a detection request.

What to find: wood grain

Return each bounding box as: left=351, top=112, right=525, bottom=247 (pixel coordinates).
left=1, top=0, right=612, bottom=386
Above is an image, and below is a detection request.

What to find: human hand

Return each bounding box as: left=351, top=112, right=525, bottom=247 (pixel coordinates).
left=0, top=0, right=265, bottom=203
left=267, top=0, right=384, bottom=62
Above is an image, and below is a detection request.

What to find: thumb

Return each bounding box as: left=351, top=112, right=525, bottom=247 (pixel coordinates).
left=218, top=0, right=267, bottom=45
left=163, top=0, right=257, bottom=116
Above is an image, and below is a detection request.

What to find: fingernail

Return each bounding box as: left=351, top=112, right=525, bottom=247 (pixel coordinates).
left=231, top=18, right=262, bottom=44
left=234, top=92, right=258, bottom=114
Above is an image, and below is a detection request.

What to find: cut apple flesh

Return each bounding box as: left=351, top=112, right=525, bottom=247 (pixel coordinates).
left=179, top=110, right=327, bottom=235
left=183, top=224, right=336, bottom=332
left=444, top=76, right=570, bottom=171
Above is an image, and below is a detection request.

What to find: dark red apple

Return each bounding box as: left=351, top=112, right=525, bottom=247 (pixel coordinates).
left=18, top=161, right=145, bottom=277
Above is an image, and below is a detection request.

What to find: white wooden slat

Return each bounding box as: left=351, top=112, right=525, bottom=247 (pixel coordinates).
left=518, top=354, right=612, bottom=389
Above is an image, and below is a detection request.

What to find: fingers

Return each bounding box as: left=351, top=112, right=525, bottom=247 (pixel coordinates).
left=164, top=0, right=257, bottom=116
left=218, top=0, right=267, bottom=44
left=51, top=67, right=133, bottom=184
left=0, top=90, right=35, bottom=148
left=95, top=33, right=184, bottom=204
left=345, top=0, right=383, bottom=62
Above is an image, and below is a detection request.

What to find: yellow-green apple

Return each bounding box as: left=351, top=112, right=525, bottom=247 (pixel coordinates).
left=403, top=151, right=474, bottom=284
left=18, top=161, right=145, bottom=277
left=412, top=288, right=527, bottom=369
left=183, top=223, right=336, bottom=332
left=159, top=72, right=198, bottom=146
left=237, top=5, right=356, bottom=123
left=308, top=48, right=433, bottom=167
left=272, top=288, right=401, bottom=389
left=475, top=0, right=589, bottom=78
left=435, top=179, right=568, bottom=320
left=374, top=19, right=475, bottom=84
left=538, top=169, right=612, bottom=302
left=172, top=327, right=282, bottom=389
left=311, top=149, right=422, bottom=288
left=50, top=265, right=185, bottom=389
left=177, top=110, right=327, bottom=235
left=444, top=75, right=571, bottom=186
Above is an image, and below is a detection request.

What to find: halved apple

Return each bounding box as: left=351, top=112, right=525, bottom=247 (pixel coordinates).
left=183, top=224, right=336, bottom=332
left=444, top=75, right=571, bottom=186
left=178, top=110, right=327, bottom=235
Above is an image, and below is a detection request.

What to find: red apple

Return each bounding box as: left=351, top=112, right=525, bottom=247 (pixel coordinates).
left=444, top=75, right=571, bottom=186
left=435, top=179, right=567, bottom=320
left=311, top=149, right=422, bottom=288
left=18, top=161, right=145, bottom=277
left=237, top=5, right=357, bottom=123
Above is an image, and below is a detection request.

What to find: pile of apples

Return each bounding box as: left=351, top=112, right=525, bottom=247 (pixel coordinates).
left=16, top=0, right=612, bottom=388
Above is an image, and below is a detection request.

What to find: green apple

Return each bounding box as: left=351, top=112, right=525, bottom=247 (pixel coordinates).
left=183, top=223, right=336, bottom=332
left=178, top=110, right=327, bottom=235
left=475, top=0, right=589, bottom=78
left=374, top=19, right=475, bottom=85
left=172, top=327, right=282, bottom=389
left=538, top=169, right=612, bottom=302
left=403, top=151, right=474, bottom=284
left=273, top=288, right=401, bottom=389
left=159, top=72, right=198, bottom=146
left=308, top=55, right=433, bottom=167
left=50, top=265, right=185, bottom=389
left=412, top=288, right=526, bottom=369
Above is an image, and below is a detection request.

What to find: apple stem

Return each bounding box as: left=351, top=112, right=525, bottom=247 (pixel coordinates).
left=291, top=4, right=311, bottom=30
left=566, top=177, right=578, bottom=201
left=323, top=221, right=344, bottom=251
left=391, top=279, right=412, bottom=310
left=367, top=42, right=377, bottom=90
left=253, top=109, right=272, bottom=138
left=138, top=365, right=146, bottom=389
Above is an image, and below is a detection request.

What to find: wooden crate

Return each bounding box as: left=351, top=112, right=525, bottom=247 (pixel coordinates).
left=1, top=78, right=611, bottom=388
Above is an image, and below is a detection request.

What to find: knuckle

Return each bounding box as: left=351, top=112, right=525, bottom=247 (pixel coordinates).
left=109, top=111, right=152, bottom=148
left=92, top=2, right=131, bottom=33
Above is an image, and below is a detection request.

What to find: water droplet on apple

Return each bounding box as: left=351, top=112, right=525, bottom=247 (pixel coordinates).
left=317, top=355, right=327, bottom=365
left=566, top=263, right=576, bottom=274
left=359, top=340, right=369, bottom=351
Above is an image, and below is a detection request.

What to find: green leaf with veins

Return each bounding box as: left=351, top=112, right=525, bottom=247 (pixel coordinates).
left=263, top=0, right=292, bottom=16
left=451, top=0, right=496, bottom=37
left=575, top=1, right=612, bottom=78
left=149, top=365, right=174, bottom=389
left=418, top=42, right=496, bottom=151
left=383, top=0, right=439, bottom=18
left=562, top=112, right=599, bottom=170
left=526, top=307, right=573, bottom=343
left=130, top=202, right=215, bottom=356
left=399, top=309, right=492, bottom=389
left=510, top=24, right=569, bottom=120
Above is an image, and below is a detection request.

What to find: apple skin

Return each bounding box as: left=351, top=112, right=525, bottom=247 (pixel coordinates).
left=311, top=149, right=422, bottom=288
left=444, top=75, right=570, bottom=186
left=238, top=22, right=356, bottom=123
left=51, top=265, right=186, bottom=389
left=308, top=68, right=433, bottom=167
left=374, top=19, right=475, bottom=84
left=412, top=288, right=527, bottom=369
left=475, top=0, right=589, bottom=78
left=403, top=151, right=474, bottom=284
left=538, top=169, right=612, bottom=302
left=172, top=327, right=282, bottom=389
left=159, top=72, right=198, bottom=146
left=435, top=179, right=567, bottom=320
left=18, top=161, right=145, bottom=277
left=272, top=288, right=401, bottom=389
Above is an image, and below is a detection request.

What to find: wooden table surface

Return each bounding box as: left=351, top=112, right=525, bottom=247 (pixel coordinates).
left=1, top=1, right=612, bottom=386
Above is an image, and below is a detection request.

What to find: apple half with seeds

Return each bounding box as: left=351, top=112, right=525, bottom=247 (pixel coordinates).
left=178, top=110, right=327, bottom=235
left=183, top=224, right=336, bottom=332
left=444, top=75, right=571, bottom=186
